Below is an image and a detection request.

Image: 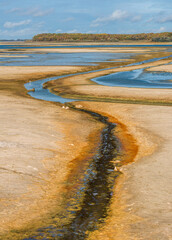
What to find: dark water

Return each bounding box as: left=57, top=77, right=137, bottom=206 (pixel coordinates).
left=23, top=109, right=120, bottom=240
left=92, top=68, right=172, bottom=88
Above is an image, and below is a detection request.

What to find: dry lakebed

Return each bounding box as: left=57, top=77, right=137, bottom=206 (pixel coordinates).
left=0, top=42, right=172, bottom=240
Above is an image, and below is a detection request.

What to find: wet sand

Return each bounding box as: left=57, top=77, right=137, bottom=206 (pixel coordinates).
left=78, top=102, right=172, bottom=240
left=48, top=58, right=172, bottom=103
left=0, top=66, right=103, bottom=238
left=1, top=45, right=172, bottom=239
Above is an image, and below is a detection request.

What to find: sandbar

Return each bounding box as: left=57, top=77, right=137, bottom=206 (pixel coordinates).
left=48, top=58, right=172, bottom=103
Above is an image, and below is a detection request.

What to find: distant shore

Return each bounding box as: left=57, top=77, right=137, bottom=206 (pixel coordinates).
left=1, top=40, right=172, bottom=46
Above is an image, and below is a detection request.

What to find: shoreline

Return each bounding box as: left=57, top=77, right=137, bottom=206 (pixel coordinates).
left=0, top=67, right=103, bottom=238
left=0, top=44, right=172, bottom=239
left=79, top=101, right=172, bottom=240
left=45, top=57, right=172, bottom=104
left=1, top=40, right=172, bottom=46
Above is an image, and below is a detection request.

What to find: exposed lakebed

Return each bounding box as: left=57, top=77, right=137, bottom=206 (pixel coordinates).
left=2, top=43, right=172, bottom=239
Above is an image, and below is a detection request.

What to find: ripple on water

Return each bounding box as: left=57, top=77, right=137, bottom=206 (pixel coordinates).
left=92, top=68, right=172, bottom=88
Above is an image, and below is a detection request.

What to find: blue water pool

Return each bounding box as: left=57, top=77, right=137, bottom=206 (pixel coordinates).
left=92, top=68, right=172, bottom=88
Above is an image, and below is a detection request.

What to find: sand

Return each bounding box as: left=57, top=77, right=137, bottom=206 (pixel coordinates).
left=78, top=102, right=172, bottom=240
left=0, top=67, right=103, bottom=238
left=0, top=65, right=85, bottom=82
left=148, top=64, right=172, bottom=73
left=48, top=58, right=172, bottom=103
left=0, top=55, right=28, bottom=58
left=1, top=44, right=172, bottom=240
left=21, top=47, right=151, bottom=53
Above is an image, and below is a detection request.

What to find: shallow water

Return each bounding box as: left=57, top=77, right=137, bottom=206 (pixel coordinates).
left=92, top=68, right=172, bottom=88
left=24, top=110, right=120, bottom=240
left=0, top=52, right=135, bottom=66
left=1, top=44, right=172, bottom=50
left=25, top=52, right=172, bottom=104
left=25, top=76, right=77, bottom=103
left=18, top=45, right=172, bottom=239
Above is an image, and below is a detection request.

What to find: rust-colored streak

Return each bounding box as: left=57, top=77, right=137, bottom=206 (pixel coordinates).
left=88, top=111, right=138, bottom=166
left=65, top=128, right=103, bottom=194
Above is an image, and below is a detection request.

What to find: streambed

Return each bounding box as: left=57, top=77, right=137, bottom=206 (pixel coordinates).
left=3, top=43, right=171, bottom=239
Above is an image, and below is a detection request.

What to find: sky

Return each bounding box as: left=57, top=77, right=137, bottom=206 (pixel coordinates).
left=0, top=0, right=172, bottom=39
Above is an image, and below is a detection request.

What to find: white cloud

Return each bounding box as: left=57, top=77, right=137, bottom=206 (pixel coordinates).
left=158, top=15, right=172, bottom=23
left=66, top=29, right=78, bottom=33
left=131, top=15, right=142, bottom=22
left=91, top=10, right=128, bottom=27
left=65, top=9, right=88, bottom=14
left=146, top=17, right=154, bottom=23
left=146, top=13, right=172, bottom=24
left=62, top=17, right=74, bottom=22
left=108, top=10, right=128, bottom=21
left=8, top=7, right=21, bottom=13
left=32, top=8, right=54, bottom=17
left=86, top=30, right=96, bottom=34
left=4, top=20, right=31, bottom=28
left=7, top=7, right=54, bottom=17
left=157, top=26, right=166, bottom=32
left=56, top=29, right=62, bottom=33
left=0, top=22, right=46, bottom=39
left=90, top=23, right=100, bottom=28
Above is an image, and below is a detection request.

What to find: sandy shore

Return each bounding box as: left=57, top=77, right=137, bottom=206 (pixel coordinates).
left=0, top=54, right=28, bottom=58
left=1, top=44, right=172, bottom=240
left=0, top=66, right=103, bottom=239
left=0, top=65, right=85, bottom=81
left=148, top=64, right=172, bottom=73
left=48, top=58, right=172, bottom=103
left=78, top=102, right=172, bottom=240
left=21, top=47, right=151, bottom=53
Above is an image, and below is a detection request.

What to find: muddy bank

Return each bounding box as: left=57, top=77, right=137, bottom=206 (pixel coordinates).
left=78, top=102, right=172, bottom=240
left=1, top=45, right=172, bottom=240
left=0, top=92, right=106, bottom=239
left=45, top=57, right=172, bottom=104
left=0, top=66, right=105, bottom=239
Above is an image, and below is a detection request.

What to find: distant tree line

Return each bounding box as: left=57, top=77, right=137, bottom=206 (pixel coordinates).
left=32, top=32, right=172, bottom=42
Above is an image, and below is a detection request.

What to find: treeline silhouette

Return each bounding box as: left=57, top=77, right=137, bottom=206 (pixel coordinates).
left=33, top=32, right=172, bottom=42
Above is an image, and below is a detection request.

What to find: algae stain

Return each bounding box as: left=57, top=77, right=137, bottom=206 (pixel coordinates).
left=23, top=109, right=121, bottom=240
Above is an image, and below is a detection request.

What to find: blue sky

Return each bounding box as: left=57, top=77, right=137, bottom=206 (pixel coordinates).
left=0, top=0, right=172, bottom=39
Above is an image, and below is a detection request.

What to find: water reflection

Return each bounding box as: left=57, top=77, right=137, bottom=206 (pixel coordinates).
left=0, top=52, right=135, bottom=66
left=93, top=68, right=172, bottom=88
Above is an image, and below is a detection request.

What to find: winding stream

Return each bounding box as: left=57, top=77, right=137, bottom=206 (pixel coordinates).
left=25, top=54, right=172, bottom=104
left=25, top=109, right=120, bottom=240
left=22, top=51, right=172, bottom=239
